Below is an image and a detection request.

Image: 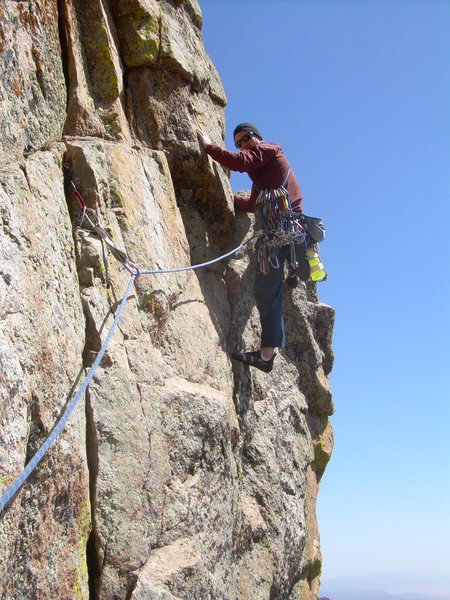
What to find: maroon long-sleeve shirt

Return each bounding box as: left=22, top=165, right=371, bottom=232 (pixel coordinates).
left=205, top=141, right=302, bottom=213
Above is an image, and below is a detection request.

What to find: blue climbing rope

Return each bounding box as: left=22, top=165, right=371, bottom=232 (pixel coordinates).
left=140, top=241, right=246, bottom=275
left=0, top=234, right=257, bottom=513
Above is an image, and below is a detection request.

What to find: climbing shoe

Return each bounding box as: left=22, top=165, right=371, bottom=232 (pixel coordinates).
left=231, top=350, right=275, bottom=373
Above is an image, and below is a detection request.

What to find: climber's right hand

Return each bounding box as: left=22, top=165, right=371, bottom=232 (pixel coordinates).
left=197, top=129, right=211, bottom=148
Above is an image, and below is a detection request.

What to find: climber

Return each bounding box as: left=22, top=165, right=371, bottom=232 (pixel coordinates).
left=197, top=122, right=307, bottom=373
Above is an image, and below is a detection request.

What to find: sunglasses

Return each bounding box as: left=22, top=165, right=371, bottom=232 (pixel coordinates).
left=235, top=133, right=253, bottom=148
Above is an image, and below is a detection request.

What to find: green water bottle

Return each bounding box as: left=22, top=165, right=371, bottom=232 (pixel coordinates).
left=306, top=246, right=327, bottom=282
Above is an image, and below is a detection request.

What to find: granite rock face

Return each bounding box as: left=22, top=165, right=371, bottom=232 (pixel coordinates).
left=0, top=1, right=334, bottom=599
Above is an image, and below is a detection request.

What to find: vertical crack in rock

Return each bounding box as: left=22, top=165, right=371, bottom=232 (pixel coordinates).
left=85, top=388, right=101, bottom=600
left=31, top=46, right=46, bottom=101
left=57, top=0, right=70, bottom=110
left=24, top=392, right=48, bottom=466
left=62, top=163, right=105, bottom=599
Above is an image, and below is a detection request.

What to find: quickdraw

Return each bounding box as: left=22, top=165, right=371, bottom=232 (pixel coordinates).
left=67, top=177, right=139, bottom=277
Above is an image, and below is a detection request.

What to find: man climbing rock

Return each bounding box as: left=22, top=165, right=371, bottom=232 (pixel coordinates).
left=197, top=122, right=307, bottom=373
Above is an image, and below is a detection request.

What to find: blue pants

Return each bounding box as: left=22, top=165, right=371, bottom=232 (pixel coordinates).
left=253, top=245, right=290, bottom=348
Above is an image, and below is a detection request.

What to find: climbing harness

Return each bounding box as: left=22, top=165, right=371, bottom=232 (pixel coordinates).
left=253, top=168, right=305, bottom=274
left=253, top=169, right=327, bottom=281
left=254, top=186, right=307, bottom=274
left=0, top=183, right=258, bottom=513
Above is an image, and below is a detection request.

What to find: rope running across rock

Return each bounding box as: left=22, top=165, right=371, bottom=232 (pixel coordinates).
left=0, top=185, right=257, bottom=513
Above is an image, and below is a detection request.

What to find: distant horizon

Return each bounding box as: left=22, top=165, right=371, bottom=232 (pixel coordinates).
left=320, top=569, right=450, bottom=598
left=322, top=567, right=450, bottom=580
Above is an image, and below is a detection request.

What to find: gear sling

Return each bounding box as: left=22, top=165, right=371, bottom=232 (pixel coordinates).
left=253, top=168, right=327, bottom=281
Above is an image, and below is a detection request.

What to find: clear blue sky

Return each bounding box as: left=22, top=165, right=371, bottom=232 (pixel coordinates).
left=199, top=0, right=450, bottom=583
